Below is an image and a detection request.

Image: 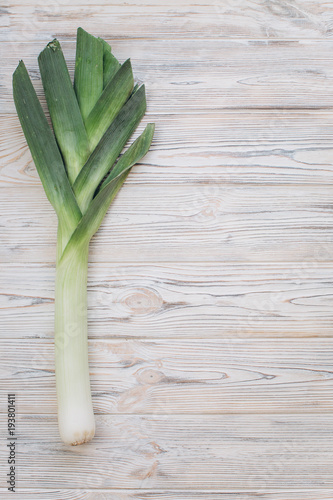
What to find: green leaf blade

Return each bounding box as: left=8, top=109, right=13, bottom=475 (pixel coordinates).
left=102, top=40, right=121, bottom=89
left=74, top=27, right=104, bottom=122
left=74, top=84, right=147, bottom=213
left=85, top=58, right=134, bottom=152
left=38, top=39, right=89, bottom=184
left=101, top=123, right=155, bottom=190
left=64, top=123, right=154, bottom=259
left=62, top=171, right=130, bottom=262
left=12, top=60, right=82, bottom=231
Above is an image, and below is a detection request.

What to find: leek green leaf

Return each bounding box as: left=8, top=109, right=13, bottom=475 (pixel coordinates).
left=63, top=123, right=154, bottom=258
left=101, top=122, right=155, bottom=189
left=85, top=58, right=134, bottom=151
left=74, top=27, right=104, bottom=121
left=101, top=39, right=121, bottom=88
left=12, top=60, right=82, bottom=230
left=38, top=39, right=89, bottom=184
left=73, top=84, right=146, bottom=213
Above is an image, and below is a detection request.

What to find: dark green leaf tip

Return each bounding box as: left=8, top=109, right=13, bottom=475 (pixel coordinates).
left=77, top=27, right=96, bottom=39
left=47, top=39, right=60, bottom=51
left=136, top=84, right=146, bottom=99
left=13, top=60, right=25, bottom=80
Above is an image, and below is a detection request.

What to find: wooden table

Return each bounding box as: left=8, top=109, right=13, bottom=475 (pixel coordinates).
left=1, top=1, right=333, bottom=498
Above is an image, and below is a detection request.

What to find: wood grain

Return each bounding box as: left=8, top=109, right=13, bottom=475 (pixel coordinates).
left=3, top=489, right=333, bottom=500
left=3, top=0, right=333, bottom=42
left=3, top=0, right=333, bottom=497
left=3, top=110, right=333, bottom=188
left=4, top=40, right=333, bottom=114
left=2, top=184, right=333, bottom=263
left=1, top=413, right=333, bottom=489
left=1, top=338, right=333, bottom=414
left=1, top=262, right=333, bottom=339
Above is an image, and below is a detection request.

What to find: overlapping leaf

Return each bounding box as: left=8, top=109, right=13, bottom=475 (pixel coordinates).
left=38, top=39, right=90, bottom=184
left=13, top=28, right=154, bottom=261
left=12, top=61, right=82, bottom=233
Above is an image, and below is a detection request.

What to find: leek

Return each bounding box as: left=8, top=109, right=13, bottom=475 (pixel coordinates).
left=12, top=28, right=154, bottom=445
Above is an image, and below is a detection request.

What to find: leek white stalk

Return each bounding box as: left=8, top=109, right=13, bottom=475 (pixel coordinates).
left=13, top=28, right=154, bottom=445
left=55, top=239, right=94, bottom=445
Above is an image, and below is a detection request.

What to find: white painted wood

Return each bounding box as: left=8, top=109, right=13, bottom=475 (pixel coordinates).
left=2, top=184, right=333, bottom=263
left=4, top=40, right=333, bottom=114
left=1, top=413, right=333, bottom=489
left=1, top=262, right=333, bottom=339
left=3, top=0, right=333, bottom=42
left=3, top=0, right=333, bottom=497
left=1, top=338, right=333, bottom=415
left=3, top=489, right=333, bottom=499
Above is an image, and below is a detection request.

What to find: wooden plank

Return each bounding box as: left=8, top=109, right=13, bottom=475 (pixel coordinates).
left=2, top=184, right=333, bottom=263
left=3, top=110, right=333, bottom=188
left=3, top=489, right=333, bottom=499
left=3, top=3, right=333, bottom=497
left=1, top=262, right=333, bottom=339
left=3, top=0, right=333, bottom=42
left=1, top=338, right=333, bottom=414
left=4, top=39, right=333, bottom=114
left=1, top=413, right=333, bottom=489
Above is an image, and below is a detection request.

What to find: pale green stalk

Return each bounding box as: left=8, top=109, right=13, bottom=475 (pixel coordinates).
left=55, top=238, right=94, bottom=445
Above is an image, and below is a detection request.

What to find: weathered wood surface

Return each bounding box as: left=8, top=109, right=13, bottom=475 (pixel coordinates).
left=1, top=413, right=333, bottom=489
left=2, top=490, right=333, bottom=500
left=1, top=339, right=333, bottom=414
left=1, top=263, right=333, bottom=339
left=3, top=0, right=333, bottom=41
left=2, top=184, right=333, bottom=263
left=4, top=40, right=333, bottom=114
left=2, top=0, right=333, bottom=498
